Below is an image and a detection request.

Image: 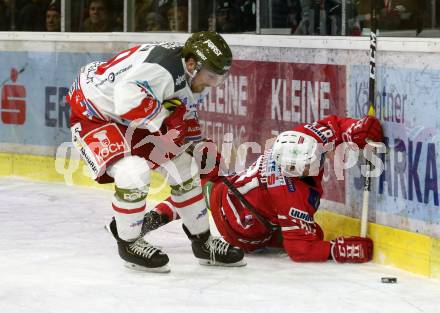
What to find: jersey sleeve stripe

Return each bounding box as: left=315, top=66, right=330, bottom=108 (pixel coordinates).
left=236, top=177, right=260, bottom=194
left=132, top=79, right=165, bottom=126
left=81, top=98, right=107, bottom=121
left=139, top=101, right=162, bottom=125
left=225, top=194, right=252, bottom=230
left=135, top=80, right=158, bottom=100
left=185, top=135, right=203, bottom=142
left=76, top=75, right=108, bottom=121
left=281, top=226, right=301, bottom=231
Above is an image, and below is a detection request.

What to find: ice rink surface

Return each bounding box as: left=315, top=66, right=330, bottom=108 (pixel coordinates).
left=1, top=177, right=440, bottom=313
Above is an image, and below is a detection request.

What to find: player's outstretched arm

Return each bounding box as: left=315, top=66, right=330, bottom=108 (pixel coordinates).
left=279, top=205, right=374, bottom=263
left=283, top=233, right=374, bottom=263
left=310, top=115, right=383, bottom=149
left=340, top=115, right=383, bottom=149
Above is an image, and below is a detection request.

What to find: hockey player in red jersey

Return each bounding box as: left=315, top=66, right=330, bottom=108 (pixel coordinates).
left=143, top=115, right=383, bottom=263
left=66, top=32, right=245, bottom=272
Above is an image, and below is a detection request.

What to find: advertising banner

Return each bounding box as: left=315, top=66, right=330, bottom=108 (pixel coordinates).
left=349, top=64, right=440, bottom=236
left=1, top=43, right=439, bottom=236
left=199, top=60, right=347, bottom=204
left=0, top=51, right=110, bottom=151
left=0, top=50, right=348, bottom=204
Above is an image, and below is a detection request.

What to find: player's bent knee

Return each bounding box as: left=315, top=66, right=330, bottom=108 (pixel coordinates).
left=164, top=152, right=198, bottom=185
left=109, top=156, right=151, bottom=201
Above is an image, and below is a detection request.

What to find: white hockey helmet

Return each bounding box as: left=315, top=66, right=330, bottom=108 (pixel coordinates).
left=272, top=131, right=322, bottom=177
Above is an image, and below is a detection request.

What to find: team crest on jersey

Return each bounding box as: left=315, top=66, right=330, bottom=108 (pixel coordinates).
left=175, top=74, right=185, bottom=87
left=136, top=80, right=154, bottom=96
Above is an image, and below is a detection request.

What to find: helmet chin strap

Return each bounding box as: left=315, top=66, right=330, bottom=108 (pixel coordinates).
left=183, top=58, right=201, bottom=87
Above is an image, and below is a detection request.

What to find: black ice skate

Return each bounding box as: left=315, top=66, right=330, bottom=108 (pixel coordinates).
left=109, top=218, right=170, bottom=273
left=183, top=224, right=246, bottom=267
left=139, top=210, right=170, bottom=237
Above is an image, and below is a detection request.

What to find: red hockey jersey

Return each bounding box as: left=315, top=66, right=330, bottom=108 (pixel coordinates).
left=210, top=115, right=358, bottom=262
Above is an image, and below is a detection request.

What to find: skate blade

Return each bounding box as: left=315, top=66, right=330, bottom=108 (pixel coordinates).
left=198, top=259, right=247, bottom=267
left=104, top=223, right=111, bottom=233
left=124, top=262, right=171, bottom=273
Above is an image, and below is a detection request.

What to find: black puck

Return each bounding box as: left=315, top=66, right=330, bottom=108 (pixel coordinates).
left=381, top=277, right=397, bottom=283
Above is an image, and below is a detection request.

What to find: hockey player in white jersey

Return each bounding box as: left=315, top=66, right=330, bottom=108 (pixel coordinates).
left=66, top=32, right=245, bottom=272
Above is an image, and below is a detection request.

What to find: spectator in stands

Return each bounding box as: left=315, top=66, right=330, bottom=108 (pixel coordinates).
left=0, top=0, right=9, bottom=30
left=240, top=0, right=256, bottom=32
left=143, top=12, right=168, bottom=31
left=209, top=1, right=242, bottom=33
left=45, top=0, right=61, bottom=32
left=352, top=1, right=414, bottom=34
left=294, top=0, right=320, bottom=35
left=380, top=1, right=417, bottom=31
left=82, top=0, right=121, bottom=32
left=294, top=0, right=346, bottom=35
left=321, top=0, right=359, bottom=36
left=135, top=0, right=155, bottom=31
left=135, top=0, right=176, bottom=32
left=16, top=0, right=49, bottom=31
left=167, top=4, right=188, bottom=32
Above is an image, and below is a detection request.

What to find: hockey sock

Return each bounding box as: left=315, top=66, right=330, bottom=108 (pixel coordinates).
left=170, top=186, right=209, bottom=235
left=112, top=194, right=146, bottom=241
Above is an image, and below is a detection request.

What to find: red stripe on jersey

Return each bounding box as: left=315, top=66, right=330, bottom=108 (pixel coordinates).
left=121, top=96, right=159, bottom=121
left=112, top=203, right=145, bottom=214
left=278, top=218, right=299, bottom=229
left=170, top=193, right=204, bottom=208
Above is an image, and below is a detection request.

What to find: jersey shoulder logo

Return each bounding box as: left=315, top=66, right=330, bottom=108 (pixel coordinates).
left=175, top=74, right=185, bottom=87
left=135, top=80, right=154, bottom=96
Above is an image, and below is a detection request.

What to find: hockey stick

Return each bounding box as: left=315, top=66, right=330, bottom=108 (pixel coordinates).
left=185, top=143, right=278, bottom=232
left=360, top=0, right=378, bottom=238
left=221, top=177, right=279, bottom=232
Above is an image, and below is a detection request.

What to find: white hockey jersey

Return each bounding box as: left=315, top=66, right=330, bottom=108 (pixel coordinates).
left=69, top=42, right=206, bottom=133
